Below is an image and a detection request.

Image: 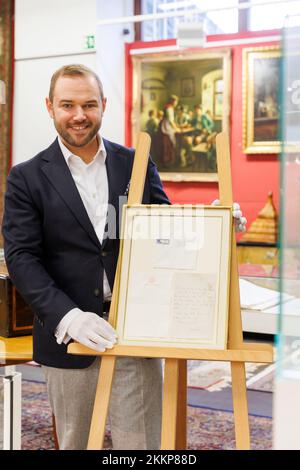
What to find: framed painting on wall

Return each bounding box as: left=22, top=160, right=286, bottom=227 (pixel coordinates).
left=0, top=0, right=14, bottom=246
left=131, top=49, right=232, bottom=182
left=243, top=45, right=281, bottom=154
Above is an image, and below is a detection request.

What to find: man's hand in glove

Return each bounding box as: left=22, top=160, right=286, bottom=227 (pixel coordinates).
left=67, top=311, right=118, bottom=352
left=211, top=199, right=247, bottom=233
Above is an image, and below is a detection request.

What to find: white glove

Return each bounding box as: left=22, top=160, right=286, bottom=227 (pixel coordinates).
left=211, top=199, right=247, bottom=233
left=67, top=311, right=118, bottom=352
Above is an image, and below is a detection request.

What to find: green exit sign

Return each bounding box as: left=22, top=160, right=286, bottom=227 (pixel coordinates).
left=85, top=35, right=95, bottom=49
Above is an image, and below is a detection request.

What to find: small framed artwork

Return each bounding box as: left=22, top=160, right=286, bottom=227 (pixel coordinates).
left=181, top=77, right=195, bottom=97
left=243, top=45, right=281, bottom=154
left=116, top=205, right=232, bottom=350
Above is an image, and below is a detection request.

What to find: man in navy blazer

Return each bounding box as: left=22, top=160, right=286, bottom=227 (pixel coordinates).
left=2, top=64, right=170, bottom=450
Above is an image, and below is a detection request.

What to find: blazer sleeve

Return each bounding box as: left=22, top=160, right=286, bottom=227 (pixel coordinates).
left=2, top=165, right=77, bottom=336
left=145, top=157, right=171, bottom=205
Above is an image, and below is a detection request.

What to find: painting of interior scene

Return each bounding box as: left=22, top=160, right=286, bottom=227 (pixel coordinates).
left=138, top=56, right=227, bottom=180
left=253, top=56, right=279, bottom=142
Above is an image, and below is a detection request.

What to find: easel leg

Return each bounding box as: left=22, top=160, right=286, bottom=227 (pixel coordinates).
left=87, top=356, right=116, bottom=450
left=176, top=359, right=187, bottom=450
left=161, top=358, right=179, bottom=450
left=231, top=361, right=250, bottom=450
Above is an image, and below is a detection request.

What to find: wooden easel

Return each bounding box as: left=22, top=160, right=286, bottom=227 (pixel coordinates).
left=68, top=131, right=273, bottom=450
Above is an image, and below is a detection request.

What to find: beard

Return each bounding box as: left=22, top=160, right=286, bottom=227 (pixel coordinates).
left=53, top=118, right=101, bottom=148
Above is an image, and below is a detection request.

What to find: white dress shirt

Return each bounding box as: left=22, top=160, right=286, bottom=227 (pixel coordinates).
left=55, top=135, right=112, bottom=344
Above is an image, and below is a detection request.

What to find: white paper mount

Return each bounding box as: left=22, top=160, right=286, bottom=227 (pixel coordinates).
left=177, top=21, right=206, bottom=48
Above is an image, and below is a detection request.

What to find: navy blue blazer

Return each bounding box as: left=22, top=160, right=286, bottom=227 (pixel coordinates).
left=2, top=138, right=170, bottom=368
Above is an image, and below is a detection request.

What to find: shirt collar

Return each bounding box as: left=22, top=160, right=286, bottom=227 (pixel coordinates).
left=58, top=134, right=107, bottom=167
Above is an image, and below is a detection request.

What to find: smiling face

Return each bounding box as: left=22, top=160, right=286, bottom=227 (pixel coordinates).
left=46, top=74, right=106, bottom=152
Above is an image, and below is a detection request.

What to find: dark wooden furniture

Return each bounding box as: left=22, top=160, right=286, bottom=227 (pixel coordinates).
left=0, top=263, right=33, bottom=337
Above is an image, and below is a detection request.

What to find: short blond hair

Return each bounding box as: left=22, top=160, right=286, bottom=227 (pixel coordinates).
left=49, top=64, right=104, bottom=102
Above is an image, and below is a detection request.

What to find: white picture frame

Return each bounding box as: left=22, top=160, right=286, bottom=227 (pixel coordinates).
left=115, top=205, right=232, bottom=351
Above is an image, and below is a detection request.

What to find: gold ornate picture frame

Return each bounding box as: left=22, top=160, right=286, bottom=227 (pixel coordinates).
left=243, top=45, right=281, bottom=154
left=131, top=49, right=232, bottom=182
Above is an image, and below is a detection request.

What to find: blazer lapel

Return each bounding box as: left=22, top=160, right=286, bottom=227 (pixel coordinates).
left=103, top=139, right=128, bottom=247
left=41, top=139, right=102, bottom=250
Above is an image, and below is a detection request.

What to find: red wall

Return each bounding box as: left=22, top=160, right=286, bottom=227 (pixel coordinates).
left=125, top=30, right=280, bottom=238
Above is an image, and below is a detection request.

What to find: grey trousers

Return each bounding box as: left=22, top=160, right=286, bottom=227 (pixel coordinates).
left=43, top=357, right=162, bottom=450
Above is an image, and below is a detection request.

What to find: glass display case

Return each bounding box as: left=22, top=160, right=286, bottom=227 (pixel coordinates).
left=274, top=14, right=300, bottom=449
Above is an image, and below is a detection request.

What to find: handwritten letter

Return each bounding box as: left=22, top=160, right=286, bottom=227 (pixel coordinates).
left=169, top=273, right=217, bottom=340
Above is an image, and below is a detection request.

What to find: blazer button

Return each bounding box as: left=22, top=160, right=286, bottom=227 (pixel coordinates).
left=102, top=251, right=108, bottom=257
left=94, top=288, right=100, bottom=297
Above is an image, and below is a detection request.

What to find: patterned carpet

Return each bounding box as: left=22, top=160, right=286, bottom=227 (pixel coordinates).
left=21, top=380, right=272, bottom=450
